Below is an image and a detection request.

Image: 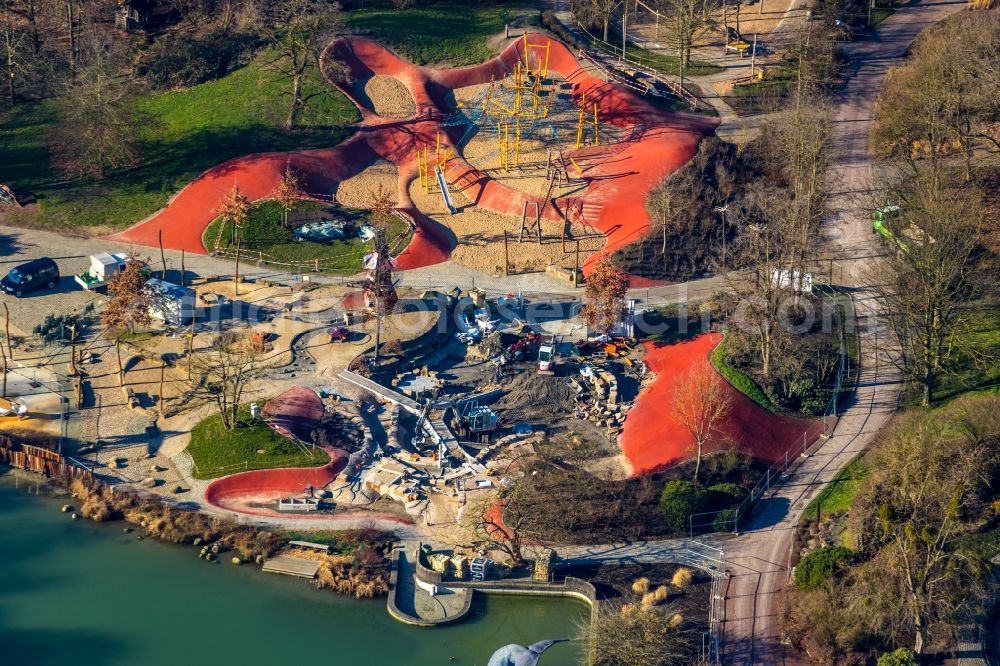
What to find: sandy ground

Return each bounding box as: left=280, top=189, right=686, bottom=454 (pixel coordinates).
left=334, top=160, right=400, bottom=209
left=363, top=75, right=416, bottom=118
left=408, top=178, right=602, bottom=275
left=452, top=75, right=624, bottom=199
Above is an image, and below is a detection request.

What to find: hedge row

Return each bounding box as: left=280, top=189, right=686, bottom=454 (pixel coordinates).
left=709, top=336, right=777, bottom=413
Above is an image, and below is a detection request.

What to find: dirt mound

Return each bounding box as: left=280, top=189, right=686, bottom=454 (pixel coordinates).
left=363, top=75, right=416, bottom=118
left=492, top=371, right=578, bottom=423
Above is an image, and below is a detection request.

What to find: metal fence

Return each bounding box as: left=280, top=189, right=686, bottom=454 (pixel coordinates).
left=686, top=288, right=856, bottom=537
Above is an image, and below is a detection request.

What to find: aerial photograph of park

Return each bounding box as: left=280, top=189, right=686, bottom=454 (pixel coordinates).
left=0, top=0, right=998, bottom=664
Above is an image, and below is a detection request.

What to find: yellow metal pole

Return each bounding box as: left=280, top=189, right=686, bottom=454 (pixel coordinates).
left=576, top=107, right=584, bottom=149
left=593, top=103, right=599, bottom=146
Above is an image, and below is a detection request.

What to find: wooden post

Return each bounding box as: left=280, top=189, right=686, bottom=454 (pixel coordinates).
left=116, top=339, right=124, bottom=387
left=233, top=234, right=242, bottom=297
left=3, top=302, right=12, bottom=361
left=561, top=213, right=567, bottom=253
left=503, top=230, right=510, bottom=276
left=575, top=240, right=581, bottom=275
left=1, top=342, right=6, bottom=398
left=750, top=34, right=757, bottom=76
left=158, top=229, right=166, bottom=279
left=180, top=249, right=186, bottom=287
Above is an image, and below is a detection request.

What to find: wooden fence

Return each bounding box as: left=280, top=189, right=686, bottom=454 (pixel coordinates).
left=0, top=436, right=93, bottom=482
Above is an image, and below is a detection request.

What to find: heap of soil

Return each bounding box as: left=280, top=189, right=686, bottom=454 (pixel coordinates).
left=491, top=371, right=579, bottom=423
left=363, top=75, right=416, bottom=118
left=310, top=412, right=364, bottom=452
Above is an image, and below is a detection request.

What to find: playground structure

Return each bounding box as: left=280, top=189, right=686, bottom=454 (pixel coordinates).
left=109, top=33, right=715, bottom=278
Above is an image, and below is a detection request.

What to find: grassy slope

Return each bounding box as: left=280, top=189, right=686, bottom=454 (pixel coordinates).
left=188, top=403, right=330, bottom=480
left=202, top=200, right=413, bottom=273
left=933, top=300, right=1000, bottom=403
left=804, top=455, right=870, bottom=518
left=0, top=54, right=359, bottom=231
left=709, top=335, right=778, bottom=413
left=346, top=1, right=520, bottom=66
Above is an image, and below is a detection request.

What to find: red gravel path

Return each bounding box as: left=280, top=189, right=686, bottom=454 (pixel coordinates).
left=620, top=333, right=824, bottom=475
left=107, top=35, right=714, bottom=277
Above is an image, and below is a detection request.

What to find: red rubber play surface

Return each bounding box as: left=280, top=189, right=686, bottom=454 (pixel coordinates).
left=620, top=333, right=824, bottom=475
left=263, top=386, right=326, bottom=443
left=108, top=35, right=714, bottom=276
left=204, top=445, right=348, bottom=511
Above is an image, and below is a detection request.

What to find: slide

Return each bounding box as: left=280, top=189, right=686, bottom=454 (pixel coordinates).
left=435, top=166, right=456, bottom=215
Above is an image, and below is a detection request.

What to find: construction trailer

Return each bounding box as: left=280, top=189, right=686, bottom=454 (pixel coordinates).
left=145, top=278, right=196, bottom=326
left=74, top=253, right=132, bottom=291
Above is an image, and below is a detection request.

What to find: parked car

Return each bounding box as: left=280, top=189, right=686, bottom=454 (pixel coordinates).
left=1, top=257, right=59, bottom=297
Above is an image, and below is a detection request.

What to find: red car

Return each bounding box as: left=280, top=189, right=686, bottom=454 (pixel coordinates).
left=328, top=327, right=351, bottom=343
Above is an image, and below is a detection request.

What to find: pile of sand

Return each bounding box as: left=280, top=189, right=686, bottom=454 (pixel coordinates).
left=335, top=161, right=399, bottom=209
left=408, top=179, right=603, bottom=275
left=363, top=75, right=416, bottom=118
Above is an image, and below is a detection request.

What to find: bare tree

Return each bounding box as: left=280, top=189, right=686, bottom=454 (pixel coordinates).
left=102, top=257, right=152, bottom=333
left=47, top=39, right=141, bottom=178
left=726, top=189, right=799, bottom=378
left=270, top=161, right=303, bottom=228
left=672, top=364, right=731, bottom=483
left=870, top=11, right=1000, bottom=183
left=846, top=400, right=999, bottom=655
left=581, top=255, right=630, bottom=337
left=365, top=188, right=398, bottom=364
left=655, top=0, right=717, bottom=83
left=866, top=177, right=983, bottom=406
left=1, top=0, right=29, bottom=104
left=263, top=0, right=342, bottom=130
left=188, top=332, right=270, bottom=431
left=573, top=0, right=619, bottom=41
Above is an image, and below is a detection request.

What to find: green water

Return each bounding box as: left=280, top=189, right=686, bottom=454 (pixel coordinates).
left=0, top=480, right=587, bottom=666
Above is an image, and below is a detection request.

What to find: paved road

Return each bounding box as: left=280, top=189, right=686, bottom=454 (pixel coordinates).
left=719, top=2, right=966, bottom=664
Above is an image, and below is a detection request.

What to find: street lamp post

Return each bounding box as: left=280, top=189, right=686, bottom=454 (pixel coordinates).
left=713, top=205, right=729, bottom=268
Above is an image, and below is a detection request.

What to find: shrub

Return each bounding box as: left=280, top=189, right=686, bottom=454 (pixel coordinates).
left=793, top=546, right=854, bottom=591
left=709, top=339, right=776, bottom=412
left=659, top=480, right=702, bottom=532
left=671, top=567, right=694, bottom=589
left=640, top=591, right=657, bottom=606
left=877, top=648, right=918, bottom=666
left=705, top=482, right=746, bottom=509
left=631, top=577, right=650, bottom=595
left=792, top=380, right=833, bottom=416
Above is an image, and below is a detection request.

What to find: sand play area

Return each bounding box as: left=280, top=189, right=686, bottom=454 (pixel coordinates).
left=109, top=33, right=715, bottom=279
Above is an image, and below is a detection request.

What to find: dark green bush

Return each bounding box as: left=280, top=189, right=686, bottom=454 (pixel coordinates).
left=877, top=648, right=918, bottom=666
left=659, top=480, right=702, bottom=532
left=794, top=546, right=854, bottom=591
left=792, top=380, right=833, bottom=416
left=661, top=481, right=747, bottom=533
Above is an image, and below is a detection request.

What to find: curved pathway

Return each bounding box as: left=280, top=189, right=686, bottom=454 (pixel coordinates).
left=719, top=2, right=966, bottom=663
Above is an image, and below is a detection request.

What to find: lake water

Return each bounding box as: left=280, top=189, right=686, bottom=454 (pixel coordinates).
left=0, top=479, right=587, bottom=666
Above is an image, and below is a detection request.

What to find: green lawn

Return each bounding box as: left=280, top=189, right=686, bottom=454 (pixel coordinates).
left=188, top=403, right=330, bottom=480
left=203, top=200, right=413, bottom=274
left=933, top=300, right=1000, bottom=404
left=0, top=53, right=359, bottom=232
left=346, top=1, right=525, bottom=66
left=804, top=454, right=870, bottom=518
